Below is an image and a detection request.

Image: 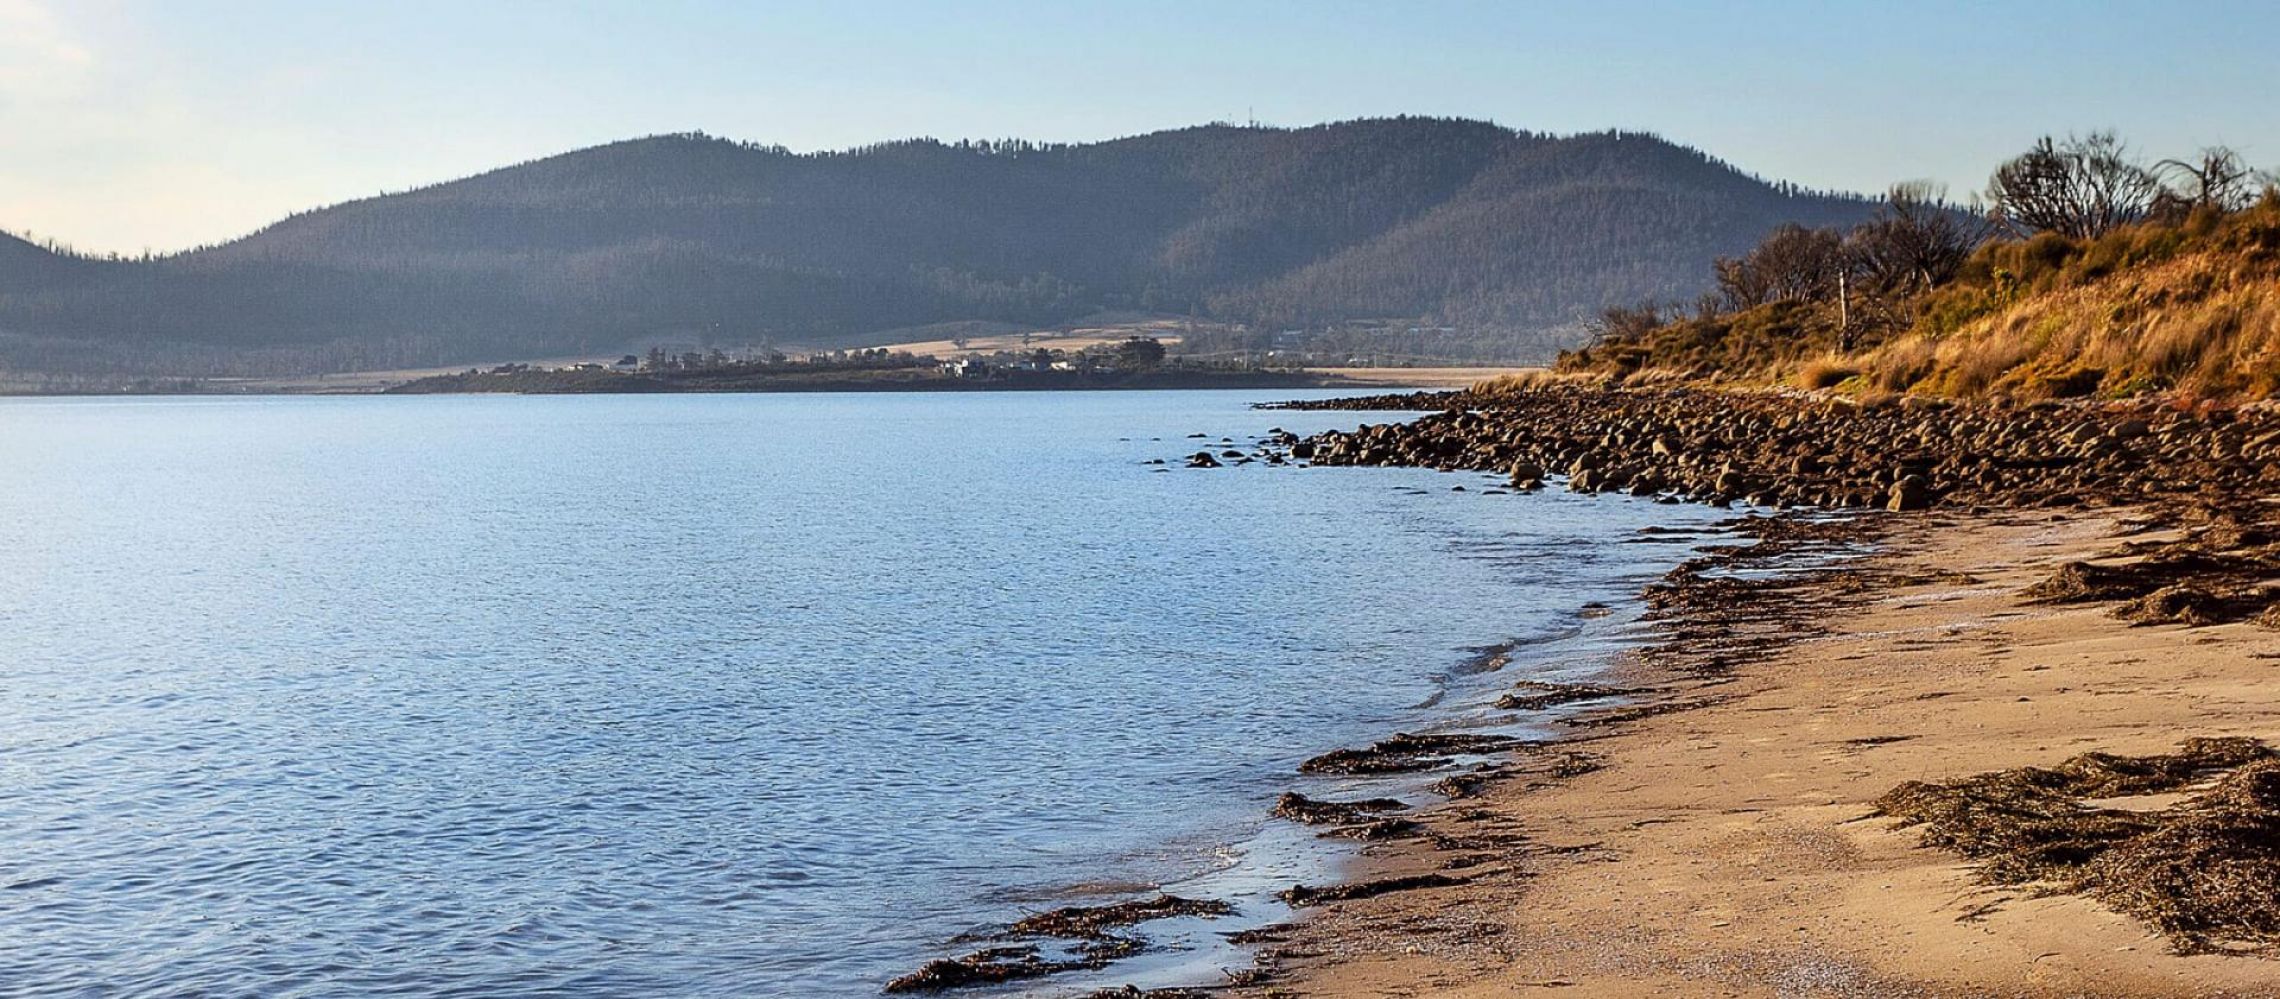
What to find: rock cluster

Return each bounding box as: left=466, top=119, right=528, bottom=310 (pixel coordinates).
left=1286, top=388, right=2280, bottom=512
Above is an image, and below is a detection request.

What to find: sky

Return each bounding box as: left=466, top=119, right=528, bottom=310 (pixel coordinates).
left=3, top=0, right=2275, bottom=255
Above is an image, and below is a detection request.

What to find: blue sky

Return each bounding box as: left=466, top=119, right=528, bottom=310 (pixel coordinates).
left=4, top=0, right=2274, bottom=253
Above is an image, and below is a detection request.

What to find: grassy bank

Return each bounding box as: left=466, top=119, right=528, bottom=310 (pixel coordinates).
left=1552, top=192, right=2280, bottom=404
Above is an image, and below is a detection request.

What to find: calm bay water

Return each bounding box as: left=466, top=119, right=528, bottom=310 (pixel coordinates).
left=0, top=391, right=1719, bottom=997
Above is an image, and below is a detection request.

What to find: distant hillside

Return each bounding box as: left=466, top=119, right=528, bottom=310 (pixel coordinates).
left=0, top=117, right=1874, bottom=377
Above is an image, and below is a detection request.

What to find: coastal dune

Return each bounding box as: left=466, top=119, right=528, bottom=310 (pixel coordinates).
left=1239, top=512, right=2280, bottom=997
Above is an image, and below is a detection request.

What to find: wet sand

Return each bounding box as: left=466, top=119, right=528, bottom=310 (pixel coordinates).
left=1235, top=511, right=2280, bottom=998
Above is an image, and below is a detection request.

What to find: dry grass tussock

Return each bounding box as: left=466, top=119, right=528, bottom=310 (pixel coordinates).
left=1471, top=369, right=1604, bottom=396
left=1794, top=354, right=1862, bottom=390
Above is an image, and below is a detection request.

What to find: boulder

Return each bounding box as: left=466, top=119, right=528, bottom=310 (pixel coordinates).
left=1888, top=475, right=1931, bottom=511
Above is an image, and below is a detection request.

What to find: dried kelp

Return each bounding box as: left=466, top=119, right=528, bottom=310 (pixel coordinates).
left=1279, top=873, right=1466, bottom=907
left=1878, top=738, right=2280, bottom=953
left=886, top=894, right=1234, bottom=992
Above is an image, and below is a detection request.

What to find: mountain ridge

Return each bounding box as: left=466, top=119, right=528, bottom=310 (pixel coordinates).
left=0, top=117, right=1876, bottom=376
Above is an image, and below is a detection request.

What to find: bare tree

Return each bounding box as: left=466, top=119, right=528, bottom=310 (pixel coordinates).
left=1848, top=181, right=1992, bottom=295
left=1714, top=224, right=1847, bottom=309
left=2151, top=146, right=2265, bottom=217
left=1987, top=132, right=2161, bottom=239
left=1713, top=255, right=1773, bottom=310
left=1590, top=303, right=1666, bottom=345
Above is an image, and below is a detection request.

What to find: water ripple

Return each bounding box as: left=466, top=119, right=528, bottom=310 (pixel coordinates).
left=0, top=392, right=1718, bottom=996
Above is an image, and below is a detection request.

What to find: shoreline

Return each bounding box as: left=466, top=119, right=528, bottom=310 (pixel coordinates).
left=879, top=464, right=1730, bottom=998
left=1223, top=507, right=2280, bottom=997
left=897, top=383, right=2280, bottom=996
left=1187, top=383, right=2280, bottom=997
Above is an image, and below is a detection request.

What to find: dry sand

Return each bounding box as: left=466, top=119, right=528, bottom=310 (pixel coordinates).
left=1240, top=511, right=2280, bottom=998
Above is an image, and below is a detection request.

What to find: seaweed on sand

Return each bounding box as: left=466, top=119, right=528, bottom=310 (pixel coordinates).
left=1270, top=792, right=1408, bottom=825
left=1279, top=873, right=1467, bottom=907
left=1496, top=679, right=1638, bottom=711
left=2041, top=737, right=2269, bottom=796
left=2112, top=584, right=2229, bottom=625
left=1430, top=764, right=1506, bottom=799
left=2023, top=551, right=2277, bottom=621
left=885, top=895, right=1234, bottom=992
left=1080, top=989, right=1211, bottom=999
left=1296, top=732, right=1532, bottom=775
left=1874, top=771, right=2157, bottom=884
left=2023, top=560, right=2177, bottom=604
left=1876, top=738, right=2280, bottom=953
left=885, top=947, right=1079, bottom=993
left=1006, top=895, right=1234, bottom=938
left=2088, top=761, right=2280, bottom=952
left=1316, top=817, right=1424, bottom=841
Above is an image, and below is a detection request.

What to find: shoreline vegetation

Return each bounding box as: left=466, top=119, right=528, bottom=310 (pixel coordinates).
left=1552, top=135, right=2279, bottom=404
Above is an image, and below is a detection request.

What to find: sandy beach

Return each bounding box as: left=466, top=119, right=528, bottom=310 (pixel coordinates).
left=1232, top=509, right=2280, bottom=998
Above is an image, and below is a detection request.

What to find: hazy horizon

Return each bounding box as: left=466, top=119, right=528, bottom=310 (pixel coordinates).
left=6, top=0, right=2276, bottom=255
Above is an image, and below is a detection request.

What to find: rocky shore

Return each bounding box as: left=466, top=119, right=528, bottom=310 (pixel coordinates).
left=1273, top=386, right=2280, bottom=632
left=1275, top=386, right=2280, bottom=512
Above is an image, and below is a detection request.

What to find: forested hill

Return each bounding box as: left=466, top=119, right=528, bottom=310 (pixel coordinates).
left=0, top=117, right=1876, bottom=376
